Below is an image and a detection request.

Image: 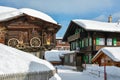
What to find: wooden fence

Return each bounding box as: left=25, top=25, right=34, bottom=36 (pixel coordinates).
left=0, top=70, right=56, bottom=80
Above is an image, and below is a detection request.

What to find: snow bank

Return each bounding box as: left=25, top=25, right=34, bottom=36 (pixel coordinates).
left=85, top=65, right=120, bottom=80
left=49, top=73, right=61, bottom=80
left=0, top=43, right=55, bottom=74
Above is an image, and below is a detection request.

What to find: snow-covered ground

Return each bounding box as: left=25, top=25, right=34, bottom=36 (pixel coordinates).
left=56, top=65, right=120, bottom=80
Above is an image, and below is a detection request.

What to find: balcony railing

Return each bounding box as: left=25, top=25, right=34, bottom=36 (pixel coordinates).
left=68, top=33, right=80, bottom=42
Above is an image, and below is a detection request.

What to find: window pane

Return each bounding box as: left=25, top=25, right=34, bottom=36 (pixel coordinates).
left=89, top=37, right=92, bottom=46
left=99, top=38, right=105, bottom=45
left=107, top=38, right=112, bottom=45
left=85, top=38, right=88, bottom=46
left=79, top=40, right=81, bottom=48
left=96, top=38, right=105, bottom=45
left=82, top=40, right=84, bottom=47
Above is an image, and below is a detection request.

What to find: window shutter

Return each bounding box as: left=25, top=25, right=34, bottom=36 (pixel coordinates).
left=113, top=38, right=117, bottom=46
left=96, top=37, right=99, bottom=45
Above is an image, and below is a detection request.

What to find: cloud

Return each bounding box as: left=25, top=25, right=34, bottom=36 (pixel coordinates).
left=93, top=12, right=120, bottom=22
left=0, top=0, right=113, bottom=14
left=93, top=15, right=108, bottom=22
left=112, top=12, right=120, bottom=21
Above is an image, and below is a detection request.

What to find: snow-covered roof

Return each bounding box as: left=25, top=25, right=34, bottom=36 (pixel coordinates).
left=0, top=6, right=17, bottom=13
left=56, top=37, right=63, bottom=39
left=0, top=43, right=55, bottom=74
left=45, top=50, right=74, bottom=62
left=19, top=8, right=57, bottom=24
left=72, top=19, right=120, bottom=32
left=0, top=6, right=57, bottom=24
left=92, top=47, right=120, bottom=62
left=45, top=50, right=61, bottom=62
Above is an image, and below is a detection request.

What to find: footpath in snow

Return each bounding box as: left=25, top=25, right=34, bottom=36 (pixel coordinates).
left=56, top=65, right=120, bottom=80
left=56, top=65, right=101, bottom=80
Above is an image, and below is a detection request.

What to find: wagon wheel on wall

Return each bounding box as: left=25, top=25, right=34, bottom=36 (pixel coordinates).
left=8, top=38, right=19, bottom=47
left=30, top=37, right=41, bottom=47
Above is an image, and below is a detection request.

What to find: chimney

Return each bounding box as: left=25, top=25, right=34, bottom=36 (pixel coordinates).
left=108, top=15, right=112, bottom=23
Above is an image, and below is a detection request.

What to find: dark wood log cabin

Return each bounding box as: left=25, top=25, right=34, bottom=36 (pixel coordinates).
left=63, top=19, right=120, bottom=70
left=0, top=8, right=61, bottom=58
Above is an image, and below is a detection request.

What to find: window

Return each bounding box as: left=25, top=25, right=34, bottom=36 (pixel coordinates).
left=75, top=29, right=79, bottom=34
left=96, top=38, right=105, bottom=45
left=113, top=38, right=117, bottom=46
left=79, top=40, right=81, bottom=48
left=82, top=40, right=84, bottom=47
left=89, top=37, right=92, bottom=46
left=72, top=42, right=76, bottom=50
left=76, top=41, right=79, bottom=47
left=107, top=38, right=112, bottom=46
left=85, top=38, right=88, bottom=47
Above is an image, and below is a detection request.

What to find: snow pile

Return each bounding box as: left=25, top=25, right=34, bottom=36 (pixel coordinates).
left=0, top=6, right=57, bottom=24
left=55, top=65, right=76, bottom=73
left=0, top=43, right=55, bottom=74
left=73, top=19, right=120, bottom=32
left=85, top=65, right=120, bottom=80
left=49, top=73, right=61, bottom=80
left=45, top=50, right=74, bottom=62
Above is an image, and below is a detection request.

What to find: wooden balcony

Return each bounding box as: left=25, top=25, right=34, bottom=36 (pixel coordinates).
left=68, top=33, right=80, bottom=42
left=95, top=45, right=119, bottom=51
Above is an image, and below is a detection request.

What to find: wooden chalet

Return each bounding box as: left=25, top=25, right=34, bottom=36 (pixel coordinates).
left=92, top=47, right=120, bottom=67
left=0, top=6, right=61, bottom=58
left=63, top=19, right=120, bottom=70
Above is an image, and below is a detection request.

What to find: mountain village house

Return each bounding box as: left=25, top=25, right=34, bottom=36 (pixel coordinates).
left=63, top=17, right=120, bottom=70
left=0, top=6, right=61, bottom=59
left=54, top=37, right=70, bottom=50
left=92, top=47, right=120, bottom=67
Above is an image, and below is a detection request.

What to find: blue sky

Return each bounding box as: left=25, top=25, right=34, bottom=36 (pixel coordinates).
left=0, top=0, right=120, bottom=37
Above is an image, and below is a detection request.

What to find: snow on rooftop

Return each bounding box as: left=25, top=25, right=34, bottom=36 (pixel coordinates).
left=19, top=8, right=57, bottom=24
left=0, top=6, right=57, bottom=24
left=45, top=50, right=61, bottom=62
left=56, top=37, right=63, bottom=39
left=93, top=47, right=120, bottom=62
left=0, top=43, right=55, bottom=74
left=72, top=19, right=120, bottom=32
left=0, top=10, right=23, bottom=21
left=45, top=50, right=74, bottom=62
left=0, top=6, right=17, bottom=14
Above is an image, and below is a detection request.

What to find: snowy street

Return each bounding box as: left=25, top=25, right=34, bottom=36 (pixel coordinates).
left=55, top=65, right=120, bottom=80
left=56, top=65, right=102, bottom=80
